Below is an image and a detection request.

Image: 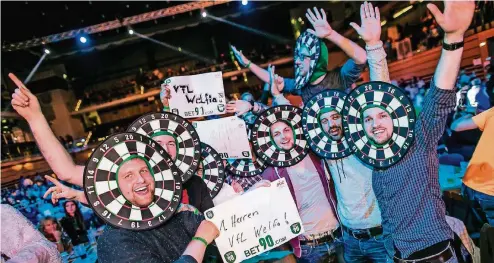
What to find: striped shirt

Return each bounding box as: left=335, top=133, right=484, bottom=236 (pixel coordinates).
left=372, top=84, right=455, bottom=258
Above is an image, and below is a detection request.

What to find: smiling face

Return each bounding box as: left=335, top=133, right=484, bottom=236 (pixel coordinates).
left=153, top=134, right=177, bottom=161
left=270, top=121, right=295, bottom=150
left=320, top=110, right=343, bottom=141
left=295, top=45, right=311, bottom=77
left=117, top=158, right=155, bottom=208
left=362, top=107, right=393, bottom=145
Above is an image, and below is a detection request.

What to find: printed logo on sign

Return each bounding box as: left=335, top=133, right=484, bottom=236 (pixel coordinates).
left=206, top=211, right=214, bottom=219
left=290, top=223, right=301, bottom=234
left=276, top=180, right=286, bottom=188
left=224, top=251, right=237, bottom=263
left=164, top=79, right=171, bottom=85
left=218, top=104, right=225, bottom=112
left=242, top=151, right=250, bottom=157
left=172, top=109, right=179, bottom=115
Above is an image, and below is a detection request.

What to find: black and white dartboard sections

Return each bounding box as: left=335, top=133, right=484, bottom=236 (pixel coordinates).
left=251, top=105, right=309, bottom=167
left=127, top=112, right=201, bottom=182
left=200, top=143, right=225, bottom=198
left=342, top=81, right=416, bottom=168
left=84, top=132, right=182, bottom=231
left=302, top=90, right=353, bottom=159
left=226, top=124, right=268, bottom=177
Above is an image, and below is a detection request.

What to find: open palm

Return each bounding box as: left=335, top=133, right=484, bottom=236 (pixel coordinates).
left=427, top=0, right=474, bottom=38
left=306, top=7, right=332, bottom=39
left=350, top=2, right=381, bottom=46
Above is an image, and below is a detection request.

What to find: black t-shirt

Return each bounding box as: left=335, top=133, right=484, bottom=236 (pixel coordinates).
left=183, top=176, right=214, bottom=213
left=97, top=211, right=203, bottom=263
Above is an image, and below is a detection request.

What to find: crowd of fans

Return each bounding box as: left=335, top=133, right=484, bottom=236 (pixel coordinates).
left=1, top=174, right=104, bottom=255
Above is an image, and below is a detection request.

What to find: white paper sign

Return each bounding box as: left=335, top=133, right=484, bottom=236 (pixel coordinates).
left=194, top=116, right=252, bottom=159
left=204, top=178, right=304, bottom=263
left=163, top=71, right=226, bottom=118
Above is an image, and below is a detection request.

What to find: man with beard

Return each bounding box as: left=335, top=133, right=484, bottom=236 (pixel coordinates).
left=227, top=6, right=366, bottom=117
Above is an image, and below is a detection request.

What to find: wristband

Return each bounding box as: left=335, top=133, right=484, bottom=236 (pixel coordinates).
left=246, top=61, right=252, bottom=68
left=192, top=236, right=208, bottom=247
left=443, top=41, right=464, bottom=51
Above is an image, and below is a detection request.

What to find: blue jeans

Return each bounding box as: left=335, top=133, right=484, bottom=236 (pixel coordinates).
left=342, top=230, right=394, bottom=263
left=462, top=184, right=494, bottom=226
left=298, top=240, right=344, bottom=263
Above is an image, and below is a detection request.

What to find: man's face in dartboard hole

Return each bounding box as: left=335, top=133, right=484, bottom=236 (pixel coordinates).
left=153, top=134, right=178, bottom=161
left=270, top=121, right=295, bottom=150
left=319, top=110, right=343, bottom=141
left=362, top=107, right=393, bottom=145
left=117, top=158, right=155, bottom=208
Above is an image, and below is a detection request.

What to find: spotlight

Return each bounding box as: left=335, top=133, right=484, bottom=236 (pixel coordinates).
left=44, top=48, right=50, bottom=54
left=79, top=36, right=87, bottom=43
left=201, top=10, right=207, bottom=18
left=128, top=29, right=134, bottom=35
left=242, top=0, right=248, bottom=6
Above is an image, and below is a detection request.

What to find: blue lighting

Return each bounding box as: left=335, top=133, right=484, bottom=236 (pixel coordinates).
left=242, top=0, right=248, bottom=6
left=79, top=36, right=87, bottom=43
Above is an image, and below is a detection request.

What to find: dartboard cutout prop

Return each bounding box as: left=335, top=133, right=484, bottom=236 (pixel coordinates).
left=226, top=124, right=268, bottom=177
left=83, top=132, right=182, bottom=231
left=294, top=31, right=321, bottom=90
left=127, top=112, right=201, bottom=183
left=251, top=105, right=309, bottom=167
left=342, top=81, right=416, bottom=168
left=200, top=143, right=225, bottom=198
left=303, top=90, right=353, bottom=159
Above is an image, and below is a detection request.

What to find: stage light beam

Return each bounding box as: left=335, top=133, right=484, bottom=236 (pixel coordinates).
left=128, top=29, right=134, bottom=35
left=44, top=49, right=50, bottom=54
left=79, top=36, right=87, bottom=43
left=201, top=10, right=207, bottom=18
left=242, top=0, right=248, bottom=6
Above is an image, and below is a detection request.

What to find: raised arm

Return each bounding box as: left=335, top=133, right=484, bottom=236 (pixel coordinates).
left=420, top=1, right=475, bottom=143
left=269, top=66, right=292, bottom=106
left=230, top=45, right=271, bottom=83
left=306, top=7, right=367, bottom=65
left=450, top=114, right=478, bottom=132
left=351, top=2, right=390, bottom=83
left=9, top=73, right=85, bottom=187
left=176, top=220, right=219, bottom=263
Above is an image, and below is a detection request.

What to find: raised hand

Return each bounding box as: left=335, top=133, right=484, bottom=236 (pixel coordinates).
left=226, top=100, right=252, bottom=116
left=43, top=175, right=82, bottom=205
left=230, top=45, right=250, bottom=67
left=160, top=85, right=172, bottom=108
left=427, top=0, right=474, bottom=42
left=196, top=220, right=220, bottom=244
left=268, top=65, right=282, bottom=96
left=350, top=1, right=382, bottom=46
left=306, top=7, right=332, bottom=39
left=9, top=73, right=42, bottom=122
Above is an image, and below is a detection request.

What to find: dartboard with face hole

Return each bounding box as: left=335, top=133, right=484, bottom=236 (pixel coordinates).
left=342, top=81, right=416, bottom=168
left=226, top=124, right=268, bottom=177
left=127, top=112, right=201, bottom=183
left=199, top=143, right=225, bottom=198
left=83, top=132, right=182, bottom=231
left=251, top=105, right=309, bottom=167
left=294, top=31, right=321, bottom=90
left=302, top=90, right=353, bottom=159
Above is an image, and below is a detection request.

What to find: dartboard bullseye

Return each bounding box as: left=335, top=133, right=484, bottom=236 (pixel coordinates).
left=199, top=143, right=225, bottom=198
left=302, top=90, right=353, bottom=159
left=294, top=31, right=321, bottom=90
left=226, top=124, right=268, bottom=177
left=84, top=132, right=182, bottom=231
left=251, top=105, right=309, bottom=167
left=342, top=81, right=416, bottom=168
left=127, top=112, right=201, bottom=183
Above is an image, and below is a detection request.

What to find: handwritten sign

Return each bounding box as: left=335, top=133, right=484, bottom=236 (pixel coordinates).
left=163, top=72, right=226, bottom=118
left=194, top=116, right=252, bottom=159
left=205, top=178, right=304, bottom=263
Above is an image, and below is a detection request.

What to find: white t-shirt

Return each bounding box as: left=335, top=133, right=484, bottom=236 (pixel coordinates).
left=286, top=156, right=339, bottom=238
left=325, top=155, right=382, bottom=229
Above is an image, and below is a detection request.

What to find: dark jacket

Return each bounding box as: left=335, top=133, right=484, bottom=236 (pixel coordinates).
left=60, top=216, right=89, bottom=246
left=261, top=153, right=339, bottom=258
left=183, top=176, right=214, bottom=213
